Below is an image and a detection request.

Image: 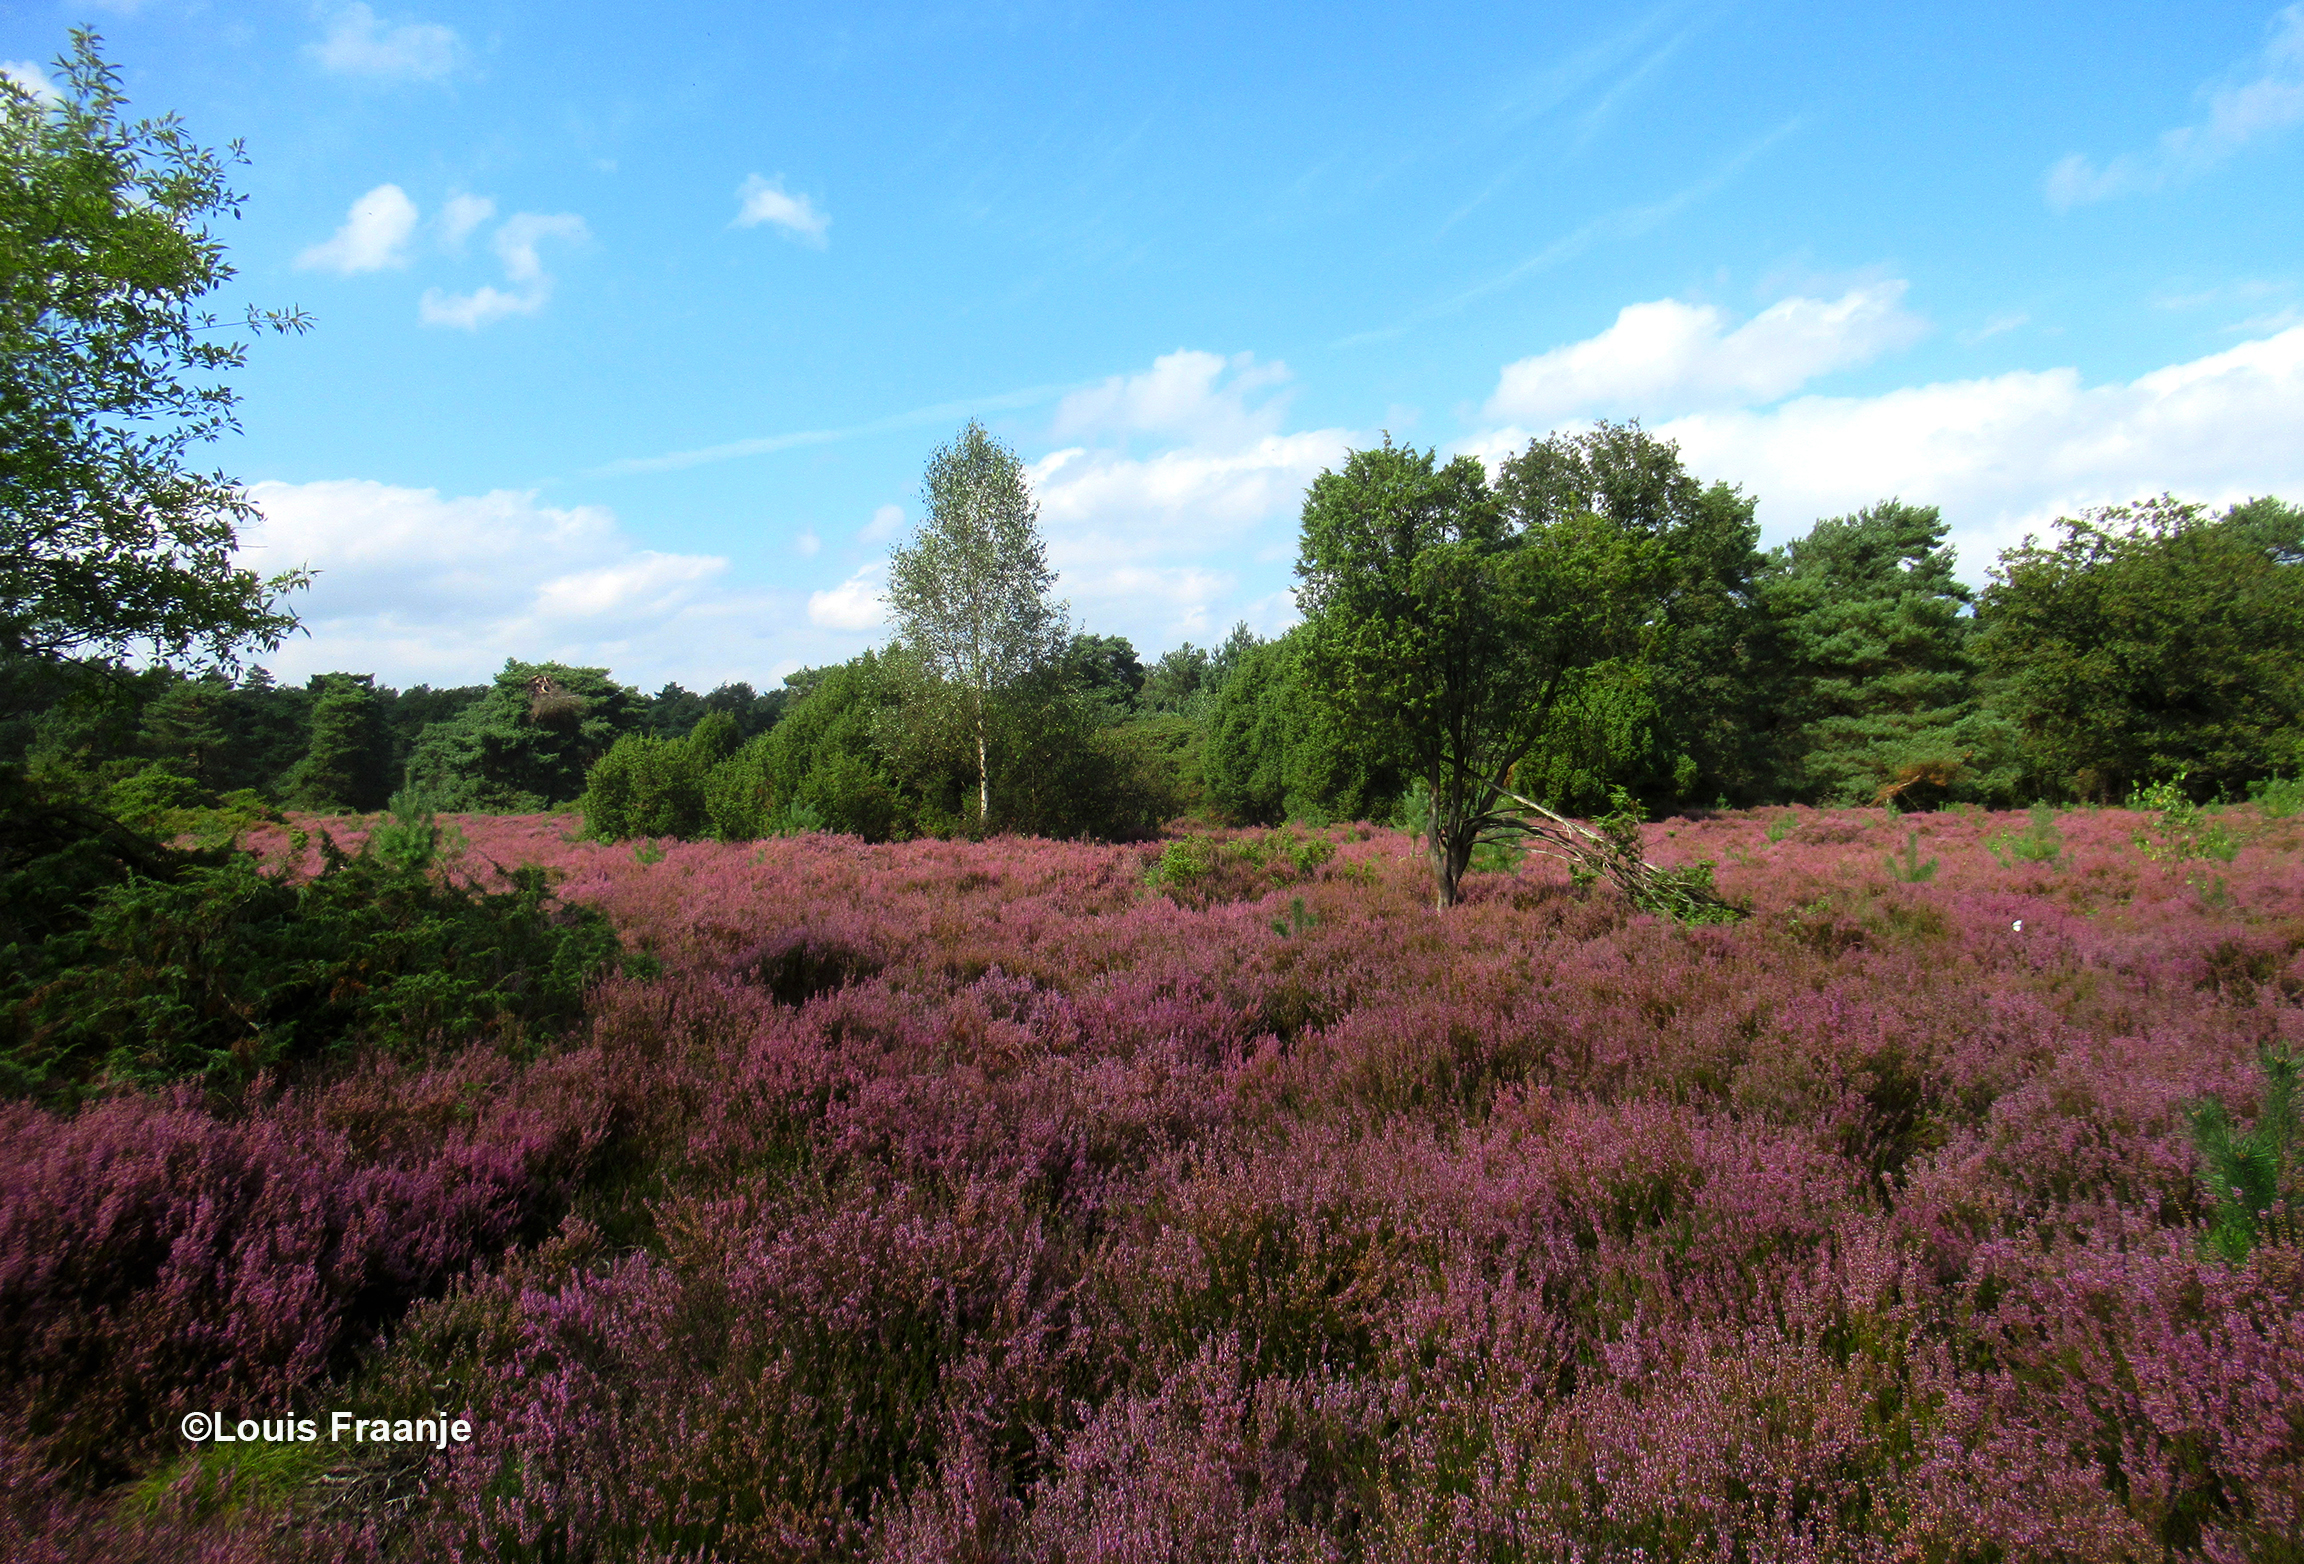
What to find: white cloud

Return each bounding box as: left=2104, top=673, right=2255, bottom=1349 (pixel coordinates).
left=309, top=2, right=461, bottom=82
left=794, top=530, right=822, bottom=558
left=807, top=564, right=887, bottom=631
left=420, top=211, right=588, bottom=329
left=437, top=192, right=495, bottom=250
left=1051, top=349, right=1293, bottom=451
left=732, top=173, right=830, bottom=245
left=2, top=60, right=60, bottom=104
left=2046, top=5, right=2304, bottom=209
left=1460, top=322, right=2304, bottom=578
left=237, top=479, right=770, bottom=687
left=295, top=183, right=421, bottom=274
left=1483, top=282, right=1927, bottom=423
left=860, top=503, right=906, bottom=542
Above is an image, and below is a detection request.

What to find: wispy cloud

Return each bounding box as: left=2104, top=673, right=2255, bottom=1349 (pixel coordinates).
left=308, top=3, right=462, bottom=82
left=437, top=192, right=495, bottom=250
left=1337, top=119, right=1801, bottom=348
left=732, top=173, right=830, bottom=245
left=2046, top=4, right=2304, bottom=209
left=295, top=183, right=421, bottom=274
left=585, top=382, right=1082, bottom=478
left=420, top=212, right=588, bottom=329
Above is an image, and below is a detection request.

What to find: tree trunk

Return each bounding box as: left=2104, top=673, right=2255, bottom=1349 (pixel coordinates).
left=976, top=707, right=990, bottom=828
left=1430, top=770, right=1471, bottom=909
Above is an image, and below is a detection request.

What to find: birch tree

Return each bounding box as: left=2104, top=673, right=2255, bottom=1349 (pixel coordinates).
left=886, top=420, right=1066, bottom=825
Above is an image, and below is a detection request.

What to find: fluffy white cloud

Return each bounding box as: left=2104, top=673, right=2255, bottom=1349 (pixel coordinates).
left=2, top=60, right=60, bottom=103
left=860, top=503, right=906, bottom=542
left=1466, top=322, right=2304, bottom=578
left=807, top=564, right=887, bottom=631
left=438, top=192, right=495, bottom=249
left=235, top=479, right=763, bottom=687
left=308, top=3, right=461, bottom=82
left=733, top=174, right=830, bottom=245
left=420, top=211, right=588, bottom=329
left=1052, top=350, right=1292, bottom=450
left=1483, top=282, right=1926, bottom=422
left=2046, top=5, right=2304, bottom=208
left=295, top=184, right=421, bottom=274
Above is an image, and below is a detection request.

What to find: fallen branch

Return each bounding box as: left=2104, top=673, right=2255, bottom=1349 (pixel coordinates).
left=1491, top=785, right=1747, bottom=924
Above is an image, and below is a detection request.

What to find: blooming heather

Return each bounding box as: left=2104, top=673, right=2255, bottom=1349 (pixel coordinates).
left=7, top=801, right=2300, bottom=1559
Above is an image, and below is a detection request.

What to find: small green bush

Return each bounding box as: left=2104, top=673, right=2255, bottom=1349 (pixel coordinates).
left=2248, top=773, right=2303, bottom=819
left=2189, top=1044, right=2300, bottom=1263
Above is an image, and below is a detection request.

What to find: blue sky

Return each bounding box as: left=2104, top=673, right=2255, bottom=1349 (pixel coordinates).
left=7, top=1, right=2304, bottom=693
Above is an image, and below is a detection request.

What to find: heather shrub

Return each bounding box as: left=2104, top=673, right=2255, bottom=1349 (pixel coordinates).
left=6, top=801, right=2303, bottom=1558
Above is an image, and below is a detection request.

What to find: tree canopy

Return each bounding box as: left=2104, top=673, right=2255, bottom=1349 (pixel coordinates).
left=1, top=32, right=309, bottom=675
left=1977, top=495, right=2304, bottom=801
left=1295, top=438, right=1660, bottom=907
left=886, top=420, right=1068, bottom=825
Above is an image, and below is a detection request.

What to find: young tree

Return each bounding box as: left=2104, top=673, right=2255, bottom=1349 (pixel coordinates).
left=285, top=673, right=390, bottom=812
left=886, top=420, right=1067, bottom=825
left=1296, top=439, right=1658, bottom=908
left=1, top=32, right=310, bottom=675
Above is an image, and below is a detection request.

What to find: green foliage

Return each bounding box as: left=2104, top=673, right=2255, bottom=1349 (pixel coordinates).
left=886, top=420, right=1069, bottom=821
left=406, top=660, right=644, bottom=812
left=1883, top=829, right=1938, bottom=883
left=1202, top=631, right=1407, bottom=829
left=1270, top=895, right=1316, bottom=938
left=2188, top=1044, right=2300, bottom=1263
left=2248, top=774, right=2303, bottom=819
left=2130, top=770, right=2240, bottom=863
left=1764, top=499, right=2019, bottom=808
left=1297, top=436, right=1661, bottom=906
left=1, top=791, right=646, bottom=1101
left=1988, top=802, right=2065, bottom=868
left=1765, top=813, right=1797, bottom=844
left=1496, top=422, right=1774, bottom=811
left=1145, top=827, right=1333, bottom=909
left=1977, top=496, right=2304, bottom=801
left=284, top=673, right=390, bottom=812
left=0, top=31, right=311, bottom=674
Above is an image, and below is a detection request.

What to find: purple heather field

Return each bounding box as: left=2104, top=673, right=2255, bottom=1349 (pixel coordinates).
left=5, top=803, right=2302, bottom=1560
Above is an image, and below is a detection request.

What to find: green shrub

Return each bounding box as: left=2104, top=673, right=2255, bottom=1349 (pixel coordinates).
left=2248, top=773, right=2304, bottom=819
left=2189, top=1044, right=2300, bottom=1263
left=1, top=790, right=649, bottom=1102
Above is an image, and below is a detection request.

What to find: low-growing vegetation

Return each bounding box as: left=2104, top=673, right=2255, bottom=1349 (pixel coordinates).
left=2, top=799, right=2300, bottom=1559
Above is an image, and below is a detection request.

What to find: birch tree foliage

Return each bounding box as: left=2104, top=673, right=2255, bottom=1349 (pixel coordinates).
left=885, top=420, right=1067, bottom=823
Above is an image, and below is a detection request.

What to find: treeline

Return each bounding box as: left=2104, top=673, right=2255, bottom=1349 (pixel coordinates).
left=7, top=428, right=2298, bottom=844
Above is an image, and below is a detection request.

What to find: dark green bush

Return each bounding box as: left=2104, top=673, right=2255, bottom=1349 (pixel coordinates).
left=1, top=780, right=649, bottom=1102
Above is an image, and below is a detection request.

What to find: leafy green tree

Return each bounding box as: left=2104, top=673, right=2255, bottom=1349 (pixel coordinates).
left=1297, top=439, right=1656, bottom=907
left=405, top=661, right=643, bottom=812
left=1065, top=633, right=1144, bottom=718
left=1, top=31, right=309, bottom=674
left=285, top=673, right=390, bottom=812
left=1494, top=422, right=1773, bottom=810
left=1142, top=621, right=1258, bottom=722
left=1765, top=500, right=2015, bottom=806
left=1976, top=496, right=2304, bottom=801
left=887, top=420, right=1068, bottom=825
left=1202, top=629, right=1404, bottom=826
